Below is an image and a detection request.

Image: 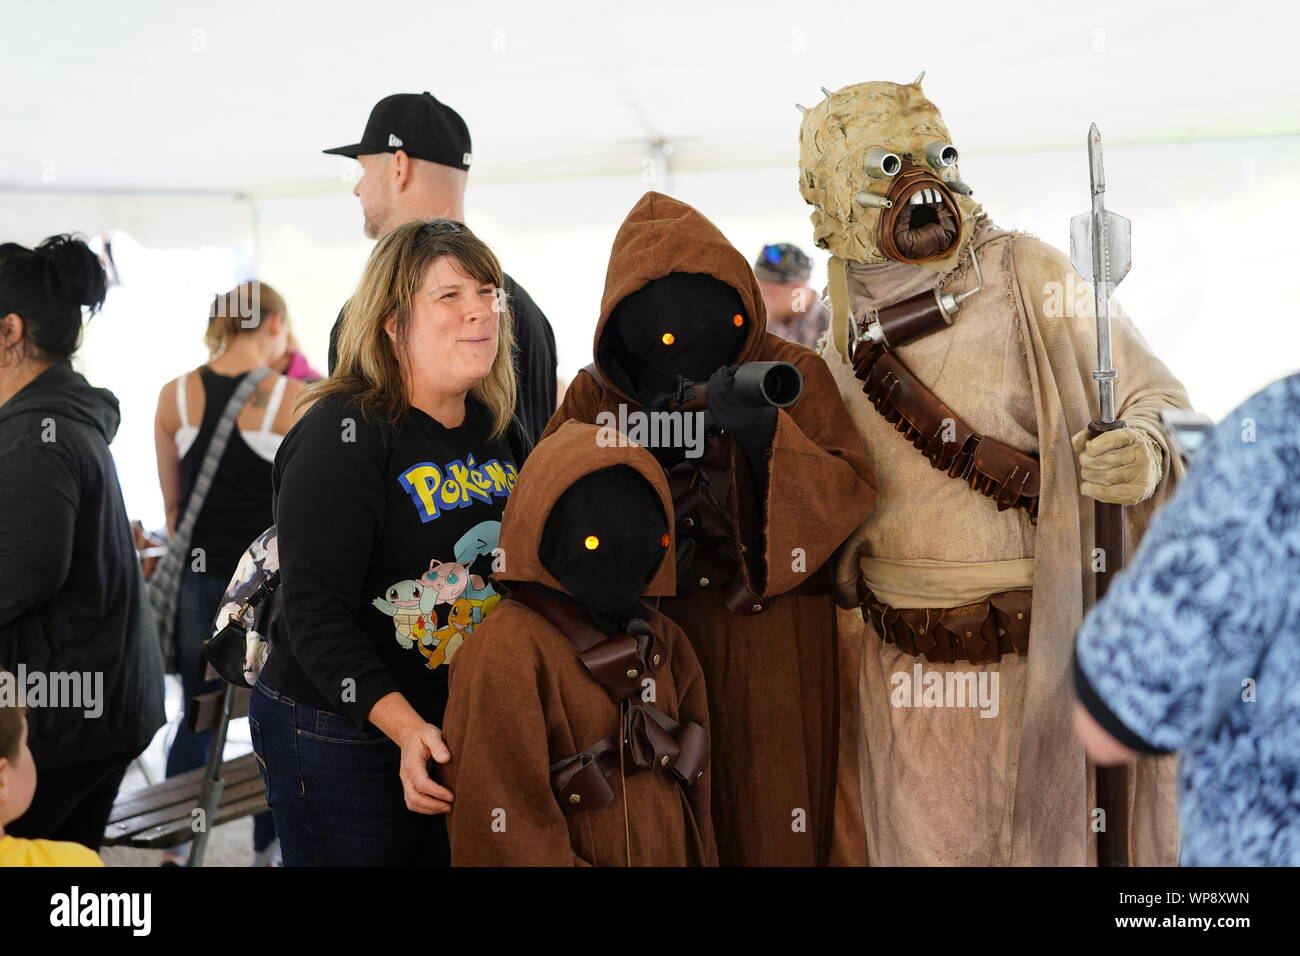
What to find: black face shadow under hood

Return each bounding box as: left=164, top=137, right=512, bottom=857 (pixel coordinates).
left=598, top=272, right=748, bottom=408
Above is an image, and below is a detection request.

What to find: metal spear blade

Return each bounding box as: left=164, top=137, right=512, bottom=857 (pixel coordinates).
left=1069, top=124, right=1132, bottom=291
left=1069, top=123, right=1133, bottom=426
left=1070, top=210, right=1132, bottom=290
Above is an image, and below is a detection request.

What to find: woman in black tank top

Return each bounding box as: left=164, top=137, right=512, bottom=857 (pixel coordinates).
left=151, top=281, right=304, bottom=866
left=178, top=366, right=281, bottom=572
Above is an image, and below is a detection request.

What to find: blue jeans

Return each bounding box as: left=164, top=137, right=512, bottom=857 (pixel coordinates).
left=166, top=568, right=276, bottom=853
left=248, top=678, right=449, bottom=867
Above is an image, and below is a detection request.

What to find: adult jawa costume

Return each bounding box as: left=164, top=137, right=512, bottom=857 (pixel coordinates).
left=442, top=421, right=716, bottom=866
left=800, top=77, right=1190, bottom=865
left=542, top=192, right=876, bottom=866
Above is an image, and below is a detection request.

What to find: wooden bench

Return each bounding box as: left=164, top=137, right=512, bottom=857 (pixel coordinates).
left=103, top=674, right=267, bottom=864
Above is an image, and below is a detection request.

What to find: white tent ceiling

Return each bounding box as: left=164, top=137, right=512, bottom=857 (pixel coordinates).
left=3, top=0, right=1297, bottom=197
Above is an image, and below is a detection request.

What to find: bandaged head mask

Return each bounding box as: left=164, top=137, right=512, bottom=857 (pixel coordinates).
left=798, top=75, right=981, bottom=271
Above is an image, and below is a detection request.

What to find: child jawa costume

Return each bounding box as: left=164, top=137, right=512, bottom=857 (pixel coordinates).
left=542, top=192, right=876, bottom=866
left=800, top=77, right=1191, bottom=864
left=442, top=421, right=717, bottom=866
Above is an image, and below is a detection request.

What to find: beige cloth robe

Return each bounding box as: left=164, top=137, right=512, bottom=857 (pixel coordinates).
left=822, top=219, right=1189, bottom=865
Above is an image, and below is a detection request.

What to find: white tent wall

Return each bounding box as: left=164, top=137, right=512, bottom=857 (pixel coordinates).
left=0, top=191, right=252, bottom=250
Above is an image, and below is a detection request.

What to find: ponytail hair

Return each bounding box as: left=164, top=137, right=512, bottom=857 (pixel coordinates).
left=0, top=234, right=108, bottom=361
left=204, top=281, right=287, bottom=358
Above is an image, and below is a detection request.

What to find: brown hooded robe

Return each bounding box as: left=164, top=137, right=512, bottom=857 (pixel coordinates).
left=443, top=421, right=717, bottom=866
left=542, top=192, right=877, bottom=866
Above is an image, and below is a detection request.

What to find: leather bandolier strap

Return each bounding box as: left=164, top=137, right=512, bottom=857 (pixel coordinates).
left=862, top=588, right=1033, bottom=665
left=509, top=586, right=709, bottom=815
left=851, top=342, right=1041, bottom=520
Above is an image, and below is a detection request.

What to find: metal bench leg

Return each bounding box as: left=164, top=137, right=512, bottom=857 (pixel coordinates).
left=187, top=682, right=234, bottom=868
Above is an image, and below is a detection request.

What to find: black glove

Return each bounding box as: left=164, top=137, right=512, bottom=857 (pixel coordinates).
left=706, top=365, right=776, bottom=448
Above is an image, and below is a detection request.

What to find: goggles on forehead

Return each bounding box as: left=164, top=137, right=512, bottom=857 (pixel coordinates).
left=757, top=243, right=811, bottom=281
left=761, top=244, right=793, bottom=265
left=420, top=219, right=464, bottom=238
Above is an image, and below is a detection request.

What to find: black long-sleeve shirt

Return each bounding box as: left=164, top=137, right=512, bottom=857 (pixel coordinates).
left=265, top=393, right=525, bottom=728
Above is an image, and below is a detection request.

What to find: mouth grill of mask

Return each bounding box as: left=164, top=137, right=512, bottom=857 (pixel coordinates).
left=877, top=160, right=962, bottom=264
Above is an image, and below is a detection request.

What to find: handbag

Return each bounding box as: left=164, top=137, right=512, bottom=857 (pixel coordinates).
left=202, top=526, right=280, bottom=687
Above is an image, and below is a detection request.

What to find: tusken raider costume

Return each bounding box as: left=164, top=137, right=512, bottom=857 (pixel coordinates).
left=442, top=421, right=716, bottom=866
left=543, top=192, right=876, bottom=866
left=801, top=77, right=1191, bottom=865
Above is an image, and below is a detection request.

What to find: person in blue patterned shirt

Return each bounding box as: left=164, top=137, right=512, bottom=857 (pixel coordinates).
left=1073, top=373, right=1300, bottom=866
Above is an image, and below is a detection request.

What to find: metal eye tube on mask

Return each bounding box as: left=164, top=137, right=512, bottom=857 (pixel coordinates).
left=864, top=148, right=902, bottom=179
left=925, top=142, right=959, bottom=168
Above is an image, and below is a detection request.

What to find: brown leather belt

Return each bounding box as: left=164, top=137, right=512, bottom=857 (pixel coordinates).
left=861, top=588, right=1032, bottom=665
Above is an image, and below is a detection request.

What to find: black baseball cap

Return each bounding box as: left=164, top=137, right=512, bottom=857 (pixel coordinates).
left=753, top=243, right=812, bottom=283
left=323, top=92, right=472, bottom=171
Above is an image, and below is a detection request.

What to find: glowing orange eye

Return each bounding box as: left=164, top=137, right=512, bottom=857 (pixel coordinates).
left=660, top=534, right=670, bottom=547
left=661, top=332, right=675, bottom=345
left=732, top=314, right=744, bottom=327
left=584, top=535, right=600, bottom=550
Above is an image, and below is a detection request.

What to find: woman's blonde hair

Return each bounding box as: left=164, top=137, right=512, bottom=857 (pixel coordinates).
left=301, top=219, right=516, bottom=438
left=205, top=281, right=287, bottom=357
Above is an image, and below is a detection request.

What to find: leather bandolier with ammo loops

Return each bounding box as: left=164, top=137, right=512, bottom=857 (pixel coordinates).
left=846, top=265, right=1040, bottom=663
left=849, top=284, right=1041, bottom=522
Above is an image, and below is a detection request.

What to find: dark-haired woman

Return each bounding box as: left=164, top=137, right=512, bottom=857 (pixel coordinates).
left=250, top=219, right=527, bottom=866
left=0, top=235, right=165, bottom=849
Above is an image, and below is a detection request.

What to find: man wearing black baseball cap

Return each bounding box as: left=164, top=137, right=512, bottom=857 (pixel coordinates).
left=324, top=92, right=557, bottom=441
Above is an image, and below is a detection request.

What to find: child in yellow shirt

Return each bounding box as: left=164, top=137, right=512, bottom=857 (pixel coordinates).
left=0, top=703, right=103, bottom=867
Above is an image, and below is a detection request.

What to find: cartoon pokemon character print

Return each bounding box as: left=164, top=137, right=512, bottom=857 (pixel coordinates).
left=375, top=453, right=516, bottom=670
left=373, top=520, right=505, bottom=670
